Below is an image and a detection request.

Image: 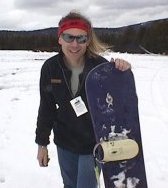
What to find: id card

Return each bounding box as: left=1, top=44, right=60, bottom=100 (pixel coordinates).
left=70, top=96, right=88, bottom=117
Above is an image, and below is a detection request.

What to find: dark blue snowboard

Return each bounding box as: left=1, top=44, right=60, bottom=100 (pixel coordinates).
left=85, top=62, right=148, bottom=188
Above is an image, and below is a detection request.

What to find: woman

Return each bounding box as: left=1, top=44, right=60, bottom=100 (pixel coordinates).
left=35, top=11, right=131, bottom=188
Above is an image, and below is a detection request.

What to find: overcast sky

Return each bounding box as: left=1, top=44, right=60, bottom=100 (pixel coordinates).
left=0, top=0, right=168, bottom=31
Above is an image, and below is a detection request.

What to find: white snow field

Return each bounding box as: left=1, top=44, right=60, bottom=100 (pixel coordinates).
left=0, top=50, right=168, bottom=188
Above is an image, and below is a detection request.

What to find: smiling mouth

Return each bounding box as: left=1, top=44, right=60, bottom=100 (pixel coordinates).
left=69, top=49, right=80, bottom=53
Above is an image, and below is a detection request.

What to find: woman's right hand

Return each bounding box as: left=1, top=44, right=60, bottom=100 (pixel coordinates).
left=37, top=145, right=50, bottom=167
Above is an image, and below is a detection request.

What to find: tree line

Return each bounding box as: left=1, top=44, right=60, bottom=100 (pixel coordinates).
left=0, top=18, right=167, bottom=54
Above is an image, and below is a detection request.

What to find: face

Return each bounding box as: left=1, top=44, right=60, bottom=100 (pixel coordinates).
left=58, top=28, right=89, bottom=62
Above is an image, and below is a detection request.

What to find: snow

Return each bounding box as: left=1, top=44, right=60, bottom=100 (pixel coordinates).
left=0, top=50, right=168, bottom=188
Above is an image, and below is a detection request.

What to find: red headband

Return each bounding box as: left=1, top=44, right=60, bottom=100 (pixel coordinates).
left=58, top=19, right=91, bottom=37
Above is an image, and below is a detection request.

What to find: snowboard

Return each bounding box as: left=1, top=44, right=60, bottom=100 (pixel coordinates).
left=85, top=62, right=148, bottom=188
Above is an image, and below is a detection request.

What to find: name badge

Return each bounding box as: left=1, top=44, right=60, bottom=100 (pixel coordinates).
left=70, top=96, right=88, bottom=117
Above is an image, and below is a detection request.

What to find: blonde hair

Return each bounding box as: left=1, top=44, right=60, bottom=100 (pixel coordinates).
left=58, top=11, right=109, bottom=58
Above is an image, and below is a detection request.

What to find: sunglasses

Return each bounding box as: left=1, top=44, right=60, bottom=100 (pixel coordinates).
left=61, top=33, right=88, bottom=44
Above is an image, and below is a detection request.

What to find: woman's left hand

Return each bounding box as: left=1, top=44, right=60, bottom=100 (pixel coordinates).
left=111, top=58, right=131, bottom=71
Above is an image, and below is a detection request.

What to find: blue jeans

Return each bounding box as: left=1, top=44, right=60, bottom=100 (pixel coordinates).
left=57, top=146, right=98, bottom=188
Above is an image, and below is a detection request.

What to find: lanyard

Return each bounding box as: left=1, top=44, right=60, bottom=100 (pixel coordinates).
left=58, top=62, right=74, bottom=98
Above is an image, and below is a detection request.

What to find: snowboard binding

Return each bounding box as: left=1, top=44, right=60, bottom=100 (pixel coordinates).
left=93, top=139, right=139, bottom=163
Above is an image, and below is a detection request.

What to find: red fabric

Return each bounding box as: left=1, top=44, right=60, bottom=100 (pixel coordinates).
left=58, top=19, right=90, bottom=37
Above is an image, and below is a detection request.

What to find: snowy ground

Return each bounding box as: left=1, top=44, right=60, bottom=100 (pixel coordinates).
left=0, top=50, right=168, bottom=188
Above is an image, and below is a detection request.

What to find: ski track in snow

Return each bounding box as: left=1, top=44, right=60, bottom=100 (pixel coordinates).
left=0, top=51, right=168, bottom=188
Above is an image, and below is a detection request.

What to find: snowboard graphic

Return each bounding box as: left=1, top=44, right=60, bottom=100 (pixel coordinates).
left=85, top=62, right=148, bottom=188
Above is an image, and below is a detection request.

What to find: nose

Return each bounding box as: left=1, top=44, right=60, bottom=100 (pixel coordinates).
left=70, top=39, right=79, bottom=46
